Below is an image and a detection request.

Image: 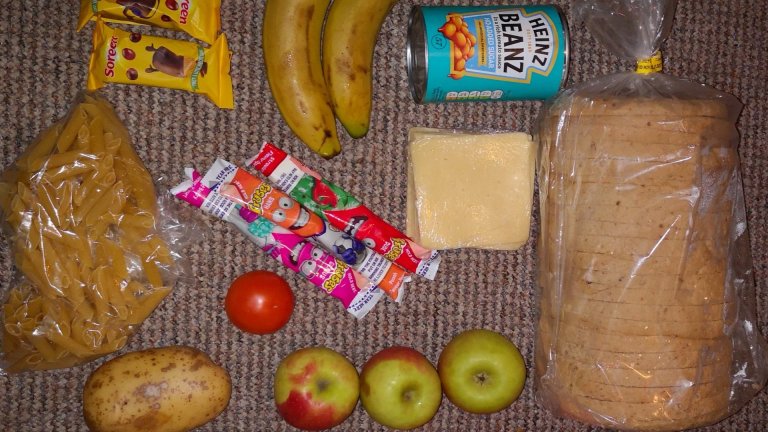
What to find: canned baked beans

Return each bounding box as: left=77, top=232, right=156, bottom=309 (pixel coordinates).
left=407, top=5, right=569, bottom=103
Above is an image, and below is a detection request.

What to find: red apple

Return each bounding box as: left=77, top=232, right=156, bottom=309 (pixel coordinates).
left=360, top=346, right=442, bottom=430
left=438, top=329, right=526, bottom=414
left=274, top=347, right=359, bottom=430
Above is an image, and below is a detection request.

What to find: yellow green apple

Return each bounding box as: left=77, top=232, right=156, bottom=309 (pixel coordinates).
left=437, top=329, right=526, bottom=414
left=360, top=346, right=442, bottom=430
left=273, top=346, right=359, bottom=430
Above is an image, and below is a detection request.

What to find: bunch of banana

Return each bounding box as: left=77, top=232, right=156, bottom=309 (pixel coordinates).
left=263, top=0, right=398, bottom=158
left=263, top=0, right=339, bottom=159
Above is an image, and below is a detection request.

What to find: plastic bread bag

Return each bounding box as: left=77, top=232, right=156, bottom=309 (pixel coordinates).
left=0, top=92, right=187, bottom=373
left=405, top=128, right=536, bottom=251
left=533, top=0, right=768, bottom=430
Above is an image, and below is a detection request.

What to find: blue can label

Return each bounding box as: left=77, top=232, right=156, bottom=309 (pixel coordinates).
left=411, top=5, right=568, bottom=102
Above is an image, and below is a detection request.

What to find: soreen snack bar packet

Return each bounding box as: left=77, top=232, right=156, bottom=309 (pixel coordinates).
left=203, top=159, right=409, bottom=302
left=171, top=168, right=383, bottom=319
left=87, top=20, right=234, bottom=109
left=78, top=0, right=221, bottom=45
left=247, top=142, right=441, bottom=280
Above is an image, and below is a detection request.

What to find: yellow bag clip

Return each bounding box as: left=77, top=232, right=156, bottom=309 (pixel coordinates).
left=636, top=51, right=663, bottom=74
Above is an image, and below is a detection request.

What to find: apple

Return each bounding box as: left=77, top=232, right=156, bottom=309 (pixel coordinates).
left=437, top=329, right=526, bottom=414
left=360, top=346, right=442, bottom=430
left=274, top=347, right=359, bottom=430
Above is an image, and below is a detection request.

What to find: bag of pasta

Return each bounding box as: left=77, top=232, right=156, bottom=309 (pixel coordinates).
left=534, top=0, right=768, bottom=430
left=0, top=92, right=184, bottom=373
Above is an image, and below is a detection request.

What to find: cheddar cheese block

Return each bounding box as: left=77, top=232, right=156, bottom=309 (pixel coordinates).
left=407, top=128, right=536, bottom=250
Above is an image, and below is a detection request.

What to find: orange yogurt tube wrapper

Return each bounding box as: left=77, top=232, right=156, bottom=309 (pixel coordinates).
left=87, top=20, right=234, bottom=109
left=78, top=0, right=221, bottom=45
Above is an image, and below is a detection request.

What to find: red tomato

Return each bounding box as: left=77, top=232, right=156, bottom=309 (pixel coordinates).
left=225, top=271, right=294, bottom=334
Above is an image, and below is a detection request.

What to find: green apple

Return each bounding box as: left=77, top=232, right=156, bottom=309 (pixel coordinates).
left=438, top=329, right=526, bottom=414
left=273, top=346, right=359, bottom=430
left=359, top=346, right=442, bottom=430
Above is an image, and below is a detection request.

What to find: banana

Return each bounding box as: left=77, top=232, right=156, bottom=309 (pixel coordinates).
left=263, top=0, right=341, bottom=158
left=323, top=0, right=398, bottom=139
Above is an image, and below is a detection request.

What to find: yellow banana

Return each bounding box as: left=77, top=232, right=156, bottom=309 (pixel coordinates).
left=263, top=0, right=341, bottom=158
left=323, top=0, right=399, bottom=139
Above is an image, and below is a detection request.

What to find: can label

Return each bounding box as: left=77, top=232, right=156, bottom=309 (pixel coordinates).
left=410, top=5, right=567, bottom=103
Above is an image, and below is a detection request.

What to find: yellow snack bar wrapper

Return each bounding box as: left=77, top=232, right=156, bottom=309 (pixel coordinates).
left=87, top=20, right=234, bottom=109
left=78, top=0, right=221, bottom=45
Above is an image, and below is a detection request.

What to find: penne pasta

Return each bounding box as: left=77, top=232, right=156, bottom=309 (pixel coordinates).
left=84, top=181, right=125, bottom=226
left=18, top=123, right=62, bottom=171
left=127, top=286, right=171, bottom=325
left=100, top=238, right=129, bottom=281
left=89, top=116, right=105, bottom=153
left=55, top=106, right=86, bottom=153
left=43, top=161, right=96, bottom=183
left=141, top=259, right=164, bottom=288
left=23, top=331, right=59, bottom=362
left=0, top=94, right=176, bottom=373
left=75, top=124, right=90, bottom=151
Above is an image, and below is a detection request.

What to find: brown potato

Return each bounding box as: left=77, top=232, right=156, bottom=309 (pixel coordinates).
left=83, top=346, right=231, bottom=432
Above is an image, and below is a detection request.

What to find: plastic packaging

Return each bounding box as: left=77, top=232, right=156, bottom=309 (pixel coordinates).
left=248, top=142, right=441, bottom=280
left=207, top=158, right=407, bottom=301
left=171, top=168, right=383, bottom=319
left=0, top=93, right=186, bottom=373
left=534, top=1, right=768, bottom=430
left=78, top=0, right=222, bottom=45
left=405, top=128, right=536, bottom=250
left=87, top=20, right=234, bottom=109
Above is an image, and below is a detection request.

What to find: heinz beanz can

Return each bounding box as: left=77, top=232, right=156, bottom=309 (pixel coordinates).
left=407, top=5, right=569, bottom=103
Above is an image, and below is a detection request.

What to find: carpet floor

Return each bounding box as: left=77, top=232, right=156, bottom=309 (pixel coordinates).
left=1, top=1, right=766, bottom=431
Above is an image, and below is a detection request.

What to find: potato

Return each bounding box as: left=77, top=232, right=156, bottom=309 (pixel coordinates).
left=83, top=346, right=231, bottom=432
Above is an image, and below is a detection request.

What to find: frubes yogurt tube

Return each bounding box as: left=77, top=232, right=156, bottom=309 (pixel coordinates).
left=204, top=158, right=409, bottom=301
left=171, top=168, right=383, bottom=318
left=247, top=142, right=441, bottom=280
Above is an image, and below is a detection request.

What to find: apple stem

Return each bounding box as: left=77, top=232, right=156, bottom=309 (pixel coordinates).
left=474, top=371, right=489, bottom=385
left=402, top=388, right=416, bottom=402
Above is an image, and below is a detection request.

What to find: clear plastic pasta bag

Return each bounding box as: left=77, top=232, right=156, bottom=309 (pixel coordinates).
left=0, top=92, right=186, bottom=373
left=534, top=0, right=768, bottom=430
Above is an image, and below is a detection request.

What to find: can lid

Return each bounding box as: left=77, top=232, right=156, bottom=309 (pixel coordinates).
left=406, top=6, right=427, bottom=104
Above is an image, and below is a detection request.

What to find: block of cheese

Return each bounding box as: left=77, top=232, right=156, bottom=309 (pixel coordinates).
left=406, top=128, right=535, bottom=250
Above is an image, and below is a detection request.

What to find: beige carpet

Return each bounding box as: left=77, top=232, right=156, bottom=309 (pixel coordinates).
left=1, top=0, right=766, bottom=431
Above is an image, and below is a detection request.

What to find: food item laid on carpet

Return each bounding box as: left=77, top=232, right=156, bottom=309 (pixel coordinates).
left=0, top=93, right=183, bottom=373
left=406, top=5, right=568, bottom=103
left=87, top=20, right=234, bottom=109
left=171, top=168, right=384, bottom=318
left=360, top=346, right=443, bottom=430
left=248, top=142, right=440, bottom=282
left=406, top=128, right=535, bottom=251
left=262, top=0, right=340, bottom=158
left=224, top=270, right=294, bottom=335
left=274, top=346, right=360, bottom=431
left=82, top=345, right=231, bottom=432
left=535, top=1, right=768, bottom=430
left=77, top=0, right=222, bottom=45
left=322, top=0, right=398, bottom=139
left=438, top=329, right=526, bottom=414
left=208, top=158, right=406, bottom=302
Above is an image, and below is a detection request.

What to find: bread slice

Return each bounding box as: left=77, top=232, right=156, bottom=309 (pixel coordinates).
left=553, top=311, right=727, bottom=339
left=551, top=97, right=732, bottom=118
